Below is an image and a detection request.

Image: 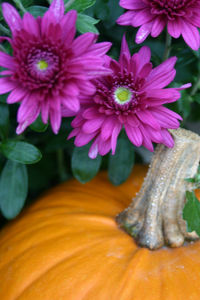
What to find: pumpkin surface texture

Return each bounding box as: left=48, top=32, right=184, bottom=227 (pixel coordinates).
left=0, top=165, right=200, bottom=300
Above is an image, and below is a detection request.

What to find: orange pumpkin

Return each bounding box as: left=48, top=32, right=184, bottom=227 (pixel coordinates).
left=0, top=165, right=200, bottom=300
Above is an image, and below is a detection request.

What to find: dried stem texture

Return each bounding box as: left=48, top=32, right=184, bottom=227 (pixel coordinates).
left=117, top=128, right=200, bottom=249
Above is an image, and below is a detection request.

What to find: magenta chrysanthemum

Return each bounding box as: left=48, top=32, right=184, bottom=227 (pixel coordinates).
left=68, top=36, right=191, bottom=159
left=0, top=0, right=111, bottom=134
left=117, top=0, right=200, bottom=50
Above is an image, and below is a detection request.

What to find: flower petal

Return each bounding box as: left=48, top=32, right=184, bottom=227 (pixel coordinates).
left=0, top=78, right=17, bottom=94
left=125, top=124, right=143, bottom=147
left=2, top=3, right=22, bottom=34
left=49, top=0, right=65, bottom=22
left=0, top=51, right=16, bottom=70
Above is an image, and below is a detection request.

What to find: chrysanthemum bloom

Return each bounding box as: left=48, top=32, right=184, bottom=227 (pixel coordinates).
left=0, top=0, right=111, bottom=134
left=117, top=0, right=200, bottom=50
left=68, top=36, right=191, bottom=159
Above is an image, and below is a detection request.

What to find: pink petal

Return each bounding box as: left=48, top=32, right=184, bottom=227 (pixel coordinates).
left=2, top=3, right=22, bottom=34
left=86, top=42, right=112, bottom=57
left=151, top=16, right=165, bottom=37
left=140, top=125, right=154, bottom=152
left=7, top=87, right=27, bottom=104
left=49, top=108, right=61, bottom=134
left=136, top=110, right=160, bottom=130
left=71, top=114, right=85, bottom=127
left=132, top=8, right=154, bottom=27
left=62, top=107, right=77, bottom=117
left=117, top=11, right=136, bottom=26
left=61, top=10, right=77, bottom=44
left=89, top=140, right=99, bottom=159
left=0, top=78, right=17, bottom=94
left=82, top=117, right=105, bottom=134
left=176, top=83, right=192, bottom=90
left=138, top=62, right=152, bottom=77
left=135, top=22, right=153, bottom=44
left=126, top=114, right=140, bottom=127
left=23, top=13, right=40, bottom=37
left=63, top=82, right=80, bottom=98
left=111, top=123, right=122, bottom=154
left=0, top=51, right=16, bottom=70
left=180, top=19, right=200, bottom=50
left=150, top=107, right=181, bottom=129
left=161, top=129, right=174, bottom=148
left=98, top=138, right=112, bottom=156
left=72, top=33, right=98, bottom=56
left=16, top=110, right=40, bottom=135
left=62, top=95, right=80, bottom=112
left=67, top=128, right=80, bottom=140
left=49, top=0, right=65, bottom=22
left=101, top=117, right=117, bottom=141
left=167, top=19, right=181, bottom=38
left=41, top=100, right=49, bottom=124
left=124, top=124, right=143, bottom=147
left=75, top=131, right=96, bottom=147
left=82, top=107, right=99, bottom=120
left=119, top=35, right=131, bottom=66
left=138, top=46, right=151, bottom=66
left=119, top=0, right=147, bottom=9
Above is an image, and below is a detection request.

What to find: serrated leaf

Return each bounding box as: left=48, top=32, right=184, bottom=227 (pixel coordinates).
left=65, top=0, right=96, bottom=13
left=0, top=141, right=42, bottom=164
left=0, top=160, right=28, bottom=219
left=72, top=144, right=102, bottom=183
left=76, top=14, right=99, bottom=34
left=30, top=115, right=48, bottom=132
left=0, top=103, right=9, bottom=140
left=183, top=191, right=200, bottom=236
left=108, top=134, right=135, bottom=185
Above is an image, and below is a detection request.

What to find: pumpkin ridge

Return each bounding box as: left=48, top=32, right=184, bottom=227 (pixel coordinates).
left=0, top=214, right=119, bottom=271
left=13, top=236, right=128, bottom=300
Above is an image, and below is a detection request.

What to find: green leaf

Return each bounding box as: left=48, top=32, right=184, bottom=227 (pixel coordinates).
left=76, top=14, right=99, bottom=34
left=72, top=144, right=102, bottom=183
left=193, top=93, right=200, bottom=104
left=65, top=0, right=96, bottom=13
left=0, top=160, right=28, bottom=219
left=26, top=6, right=48, bottom=17
left=0, top=141, right=42, bottom=164
left=0, top=103, right=9, bottom=140
left=108, top=134, right=135, bottom=185
left=183, top=191, right=200, bottom=236
left=30, top=115, right=48, bottom=132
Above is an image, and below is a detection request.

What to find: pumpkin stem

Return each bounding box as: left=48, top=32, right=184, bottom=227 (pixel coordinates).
left=117, top=128, right=200, bottom=250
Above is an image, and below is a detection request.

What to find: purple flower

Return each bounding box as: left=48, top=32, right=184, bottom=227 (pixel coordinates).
left=117, top=0, right=200, bottom=50
left=68, top=36, right=191, bottom=159
left=0, top=0, right=111, bottom=134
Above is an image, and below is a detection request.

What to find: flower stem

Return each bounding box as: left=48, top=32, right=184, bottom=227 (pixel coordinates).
left=163, top=32, right=172, bottom=61
left=117, top=128, right=200, bottom=249
left=190, top=75, right=200, bottom=96
left=56, top=149, right=68, bottom=182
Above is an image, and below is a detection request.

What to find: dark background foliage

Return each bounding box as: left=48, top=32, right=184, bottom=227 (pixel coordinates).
left=0, top=0, right=200, bottom=226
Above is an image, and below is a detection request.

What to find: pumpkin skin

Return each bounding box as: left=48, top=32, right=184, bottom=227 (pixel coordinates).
left=0, top=165, right=200, bottom=300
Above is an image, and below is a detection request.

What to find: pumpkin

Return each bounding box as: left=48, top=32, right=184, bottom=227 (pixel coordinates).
left=0, top=164, right=200, bottom=300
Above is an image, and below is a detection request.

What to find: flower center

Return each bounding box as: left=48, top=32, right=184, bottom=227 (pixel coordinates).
left=37, top=60, right=49, bottom=71
left=114, top=87, right=132, bottom=105
left=26, top=49, right=60, bottom=83
left=149, top=0, right=195, bottom=19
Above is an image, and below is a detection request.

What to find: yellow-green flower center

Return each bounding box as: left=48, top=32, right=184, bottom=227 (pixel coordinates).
left=37, top=60, right=48, bottom=71
left=114, top=87, right=132, bottom=104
